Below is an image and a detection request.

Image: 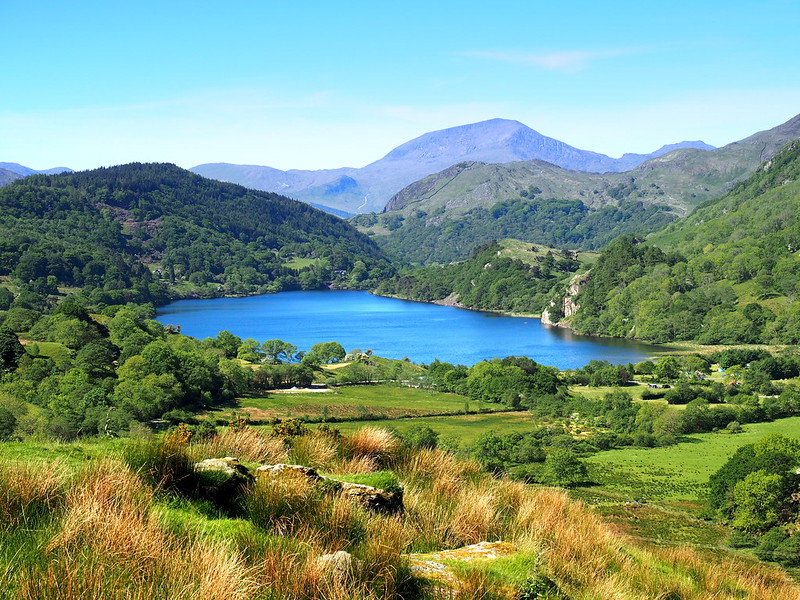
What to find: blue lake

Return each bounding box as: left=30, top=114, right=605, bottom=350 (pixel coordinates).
left=156, top=290, right=661, bottom=369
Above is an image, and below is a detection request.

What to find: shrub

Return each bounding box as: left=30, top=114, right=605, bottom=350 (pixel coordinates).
left=726, top=530, right=757, bottom=548
left=755, top=527, right=788, bottom=561
left=773, top=535, right=800, bottom=567
left=541, top=449, right=589, bottom=488
left=402, top=424, right=439, bottom=449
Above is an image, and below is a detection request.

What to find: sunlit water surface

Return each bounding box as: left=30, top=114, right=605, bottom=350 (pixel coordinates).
left=156, top=290, right=660, bottom=369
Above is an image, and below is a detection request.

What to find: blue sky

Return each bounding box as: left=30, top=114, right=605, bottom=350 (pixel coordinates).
left=2, top=0, right=799, bottom=171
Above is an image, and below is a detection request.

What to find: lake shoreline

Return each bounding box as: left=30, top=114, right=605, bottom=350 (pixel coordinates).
left=156, top=290, right=664, bottom=369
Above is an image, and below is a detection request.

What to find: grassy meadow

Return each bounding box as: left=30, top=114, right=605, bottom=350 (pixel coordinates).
left=565, top=417, right=800, bottom=554
left=232, top=385, right=481, bottom=423
left=320, top=411, right=536, bottom=445
left=581, top=416, right=800, bottom=503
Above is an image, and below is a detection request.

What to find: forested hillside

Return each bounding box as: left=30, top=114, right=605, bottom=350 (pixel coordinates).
left=564, top=142, right=800, bottom=344
left=359, top=192, right=674, bottom=264
left=374, top=240, right=587, bottom=314
left=0, top=163, right=392, bottom=307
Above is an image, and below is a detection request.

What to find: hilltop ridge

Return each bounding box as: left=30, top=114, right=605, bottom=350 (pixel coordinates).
left=191, top=118, right=713, bottom=214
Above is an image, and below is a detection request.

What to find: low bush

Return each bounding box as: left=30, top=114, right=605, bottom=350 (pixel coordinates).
left=773, top=535, right=800, bottom=567
left=755, top=527, right=788, bottom=561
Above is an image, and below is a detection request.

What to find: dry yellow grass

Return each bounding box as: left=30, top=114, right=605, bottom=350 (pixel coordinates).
left=14, top=460, right=258, bottom=600
left=200, top=427, right=288, bottom=464
left=346, top=427, right=401, bottom=466
left=289, top=432, right=340, bottom=470
left=0, top=459, right=67, bottom=527
left=4, top=430, right=800, bottom=599
left=330, top=455, right=379, bottom=474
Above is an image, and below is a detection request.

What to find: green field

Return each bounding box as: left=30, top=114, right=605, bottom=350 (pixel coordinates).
left=284, top=257, right=319, bottom=271
left=582, top=416, right=800, bottom=503
left=316, top=411, right=536, bottom=445
left=20, top=340, right=71, bottom=362
left=568, top=417, right=800, bottom=550
left=0, top=437, right=128, bottom=466
left=232, top=384, right=480, bottom=422
left=569, top=383, right=650, bottom=400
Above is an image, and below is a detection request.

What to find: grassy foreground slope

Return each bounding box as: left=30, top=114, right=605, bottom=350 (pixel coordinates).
left=2, top=427, right=799, bottom=599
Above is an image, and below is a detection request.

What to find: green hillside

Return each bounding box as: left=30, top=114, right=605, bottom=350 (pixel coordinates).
left=374, top=239, right=590, bottom=315
left=0, top=163, right=391, bottom=307
left=564, top=142, right=800, bottom=344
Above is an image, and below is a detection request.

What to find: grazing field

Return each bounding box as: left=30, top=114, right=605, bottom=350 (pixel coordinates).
left=317, top=411, right=536, bottom=445
left=233, top=384, right=479, bottom=422
left=19, top=340, right=71, bottom=362
left=0, top=437, right=127, bottom=465
left=581, top=416, right=800, bottom=503
left=569, top=383, right=650, bottom=400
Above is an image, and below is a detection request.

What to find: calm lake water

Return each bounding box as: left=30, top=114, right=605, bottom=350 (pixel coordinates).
left=156, top=290, right=661, bottom=369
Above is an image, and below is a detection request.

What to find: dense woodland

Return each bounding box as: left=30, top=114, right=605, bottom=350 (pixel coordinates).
left=355, top=195, right=676, bottom=264
left=550, top=142, right=800, bottom=344
left=0, top=163, right=393, bottom=307
left=374, top=241, right=583, bottom=314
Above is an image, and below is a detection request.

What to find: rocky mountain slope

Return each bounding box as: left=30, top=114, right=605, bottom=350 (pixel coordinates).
left=191, top=119, right=712, bottom=214
left=365, top=112, right=800, bottom=263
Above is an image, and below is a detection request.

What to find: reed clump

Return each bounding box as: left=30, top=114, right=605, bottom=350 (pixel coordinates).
left=201, top=426, right=289, bottom=464
left=0, top=460, right=68, bottom=529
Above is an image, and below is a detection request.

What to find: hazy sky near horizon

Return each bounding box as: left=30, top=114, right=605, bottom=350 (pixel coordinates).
left=3, top=0, right=800, bottom=171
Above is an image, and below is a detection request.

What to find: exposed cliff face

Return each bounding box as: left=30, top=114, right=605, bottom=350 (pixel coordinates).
left=541, top=271, right=590, bottom=327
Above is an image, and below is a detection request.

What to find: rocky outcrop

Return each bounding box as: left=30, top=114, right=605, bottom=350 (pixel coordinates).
left=338, top=481, right=404, bottom=514
left=407, top=542, right=518, bottom=596
left=195, top=456, right=253, bottom=480
left=192, top=459, right=404, bottom=513
left=193, top=456, right=253, bottom=504
left=542, top=270, right=590, bottom=327
left=255, top=463, right=322, bottom=481
left=255, top=463, right=404, bottom=514
left=317, top=550, right=362, bottom=584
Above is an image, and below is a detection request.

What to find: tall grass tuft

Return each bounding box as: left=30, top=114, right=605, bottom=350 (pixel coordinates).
left=201, top=426, right=289, bottom=464
left=331, top=454, right=379, bottom=474
left=122, top=436, right=196, bottom=494
left=289, top=431, right=339, bottom=470
left=244, top=468, right=368, bottom=551
left=345, top=427, right=401, bottom=467
left=0, top=460, right=67, bottom=529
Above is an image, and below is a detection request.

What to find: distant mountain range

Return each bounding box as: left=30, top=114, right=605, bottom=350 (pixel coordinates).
left=190, top=119, right=714, bottom=214
left=0, top=162, right=73, bottom=177
left=383, top=113, right=800, bottom=216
